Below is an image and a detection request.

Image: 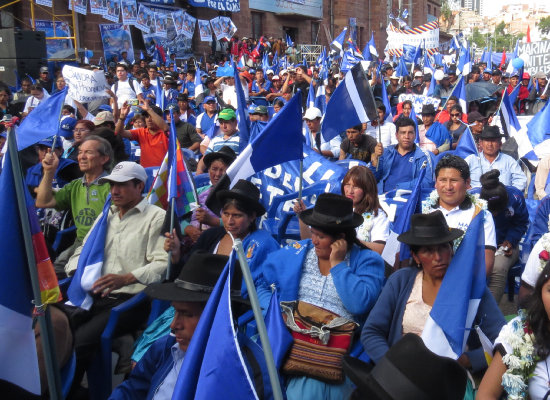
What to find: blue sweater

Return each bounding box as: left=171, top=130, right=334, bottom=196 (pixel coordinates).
left=361, top=267, right=505, bottom=373
left=256, top=240, right=385, bottom=322
left=370, top=144, right=435, bottom=194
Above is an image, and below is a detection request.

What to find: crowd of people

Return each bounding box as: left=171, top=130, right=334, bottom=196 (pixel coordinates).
left=1, top=35, right=550, bottom=400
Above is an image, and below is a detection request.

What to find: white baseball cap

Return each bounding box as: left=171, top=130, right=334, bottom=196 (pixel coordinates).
left=303, top=107, right=322, bottom=120
left=266, top=69, right=274, bottom=75
left=99, top=161, right=147, bottom=184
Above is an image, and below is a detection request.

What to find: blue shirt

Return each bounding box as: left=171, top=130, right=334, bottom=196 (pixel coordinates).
left=465, top=151, right=527, bottom=190
left=251, top=79, right=271, bottom=93
left=383, top=149, right=415, bottom=192
left=185, top=81, right=195, bottom=97
left=152, top=342, right=184, bottom=400
left=141, top=85, right=156, bottom=101
left=196, top=112, right=217, bottom=133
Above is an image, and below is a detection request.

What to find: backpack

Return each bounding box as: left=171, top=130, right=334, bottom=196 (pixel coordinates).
left=114, top=78, right=137, bottom=95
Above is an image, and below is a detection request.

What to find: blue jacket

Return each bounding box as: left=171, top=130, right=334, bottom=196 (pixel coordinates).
left=524, top=195, right=550, bottom=257
left=256, top=240, right=385, bottom=322
left=470, top=186, right=529, bottom=247
left=370, top=144, right=435, bottom=193
left=361, top=267, right=505, bottom=373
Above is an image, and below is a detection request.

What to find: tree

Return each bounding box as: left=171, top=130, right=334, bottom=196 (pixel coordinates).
left=441, top=0, right=456, bottom=31
left=538, top=16, right=550, bottom=36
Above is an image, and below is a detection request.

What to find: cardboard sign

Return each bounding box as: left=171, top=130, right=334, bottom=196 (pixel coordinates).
left=62, top=65, right=109, bottom=103
left=398, top=93, right=441, bottom=114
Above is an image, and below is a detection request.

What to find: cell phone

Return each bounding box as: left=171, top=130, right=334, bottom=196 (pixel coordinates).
left=128, top=99, right=139, bottom=106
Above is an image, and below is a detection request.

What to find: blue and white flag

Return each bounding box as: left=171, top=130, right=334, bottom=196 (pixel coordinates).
left=193, top=69, right=204, bottom=99
left=314, top=80, right=327, bottom=114
left=454, top=127, right=478, bottom=160
left=362, top=32, right=378, bottom=62
left=321, top=63, right=378, bottom=141
left=237, top=55, right=246, bottom=68
left=402, top=44, right=421, bottom=64
left=381, top=164, right=426, bottom=265
left=340, top=50, right=362, bottom=72
left=380, top=78, right=393, bottom=122
left=457, top=44, right=471, bottom=76
left=0, top=142, right=41, bottom=395
left=286, top=33, right=294, bottom=48
left=527, top=100, right=550, bottom=157
left=395, top=56, right=408, bottom=77
left=66, top=196, right=111, bottom=310
left=155, top=76, right=164, bottom=110
left=449, top=75, right=467, bottom=114
left=172, top=254, right=259, bottom=400
left=226, top=92, right=303, bottom=187
left=330, top=27, right=347, bottom=57
left=16, top=87, right=67, bottom=150
left=307, top=80, right=316, bottom=109
left=500, top=89, right=536, bottom=160
left=422, top=212, right=486, bottom=359
left=233, top=66, right=251, bottom=152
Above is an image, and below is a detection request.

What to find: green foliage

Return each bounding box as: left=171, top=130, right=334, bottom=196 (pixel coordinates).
left=538, top=16, right=550, bottom=36
left=470, top=24, right=526, bottom=53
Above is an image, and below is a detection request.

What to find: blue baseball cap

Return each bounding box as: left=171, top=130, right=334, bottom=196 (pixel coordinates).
left=37, top=137, right=63, bottom=149
left=58, top=117, right=77, bottom=139
left=97, top=104, right=113, bottom=113
left=203, top=95, right=217, bottom=104
left=247, top=104, right=257, bottom=114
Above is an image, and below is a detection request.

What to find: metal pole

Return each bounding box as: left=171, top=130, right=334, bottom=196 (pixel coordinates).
left=233, top=239, right=284, bottom=400
left=7, top=129, right=63, bottom=400
left=298, top=158, right=304, bottom=201
left=166, top=196, right=176, bottom=281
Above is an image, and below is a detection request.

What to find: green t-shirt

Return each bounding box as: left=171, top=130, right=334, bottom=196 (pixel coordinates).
left=54, top=178, right=111, bottom=242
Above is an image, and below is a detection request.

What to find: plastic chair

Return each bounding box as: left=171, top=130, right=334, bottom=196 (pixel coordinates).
left=52, top=225, right=77, bottom=255
left=61, top=351, right=77, bottom=399
left=249, top=96, right=269, bottom=106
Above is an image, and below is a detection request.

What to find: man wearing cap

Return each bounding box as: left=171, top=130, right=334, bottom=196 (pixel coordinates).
left=433, top=73, right=453, bottom=100
left=491, top=69, right=503, bottom=86
left=303, top=106, right=342, bottom=160
left=282, top=64, right=311, bottom=109
left=161, top=75, right=180, bottom=107
left=465, top=125, right=527, bottom=190
left=467, top=111, right=486, bottom=147
left=93, top=110, right=116, bottom=130
left=165, top=105, right=201, bottom=152
left=176, top=93, right=197, bottom=126
left=482, top=68, right=492, bottom=82
left=37, top=66, right=53, bottom=93
left=112, top=63, right=144, bottom=108
left=36, top=136, right=113, bottom=274
left=418, top=104, right=452, bottom=155
left=116, top=102, right=169, bottom=168
left=183, top=70, right=196, bottom=101
left=252, top=105, right=269, bottom=122
left=250, top=68, right=271, bottom=97
left=64, top=161, right=167, bottom=392
left=527, top=71, right=548, bottom=114
left=195, top=96, right=219, bottom=137
left=371, top=117, right=434, bottom=194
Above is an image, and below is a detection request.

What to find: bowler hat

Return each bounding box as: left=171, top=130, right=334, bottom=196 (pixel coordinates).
left=299, top=193, right=363, bottom=230
left=202, top=145, right=236, bottom=169
left=421, top=104, right=437, bottom=115
left=145, top=251, right=244, bottom=303
left=479, top=125, right=504, bottom=140
left=216, top=179, right=266, bottom=216
left=343, top=333, right=467, bottom=400
left=397, top=211, right=463, bottom=247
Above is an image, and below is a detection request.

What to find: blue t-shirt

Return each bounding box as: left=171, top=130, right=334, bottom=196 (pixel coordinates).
left=251, top=80, right=271, bottom=93
left=185, top=81, right=195, bottom=97
left=197, top=112, right=217, bottom=133
left=383, top=149, right=415, bottom=192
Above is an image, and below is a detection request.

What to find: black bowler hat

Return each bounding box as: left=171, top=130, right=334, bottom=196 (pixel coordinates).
left=343, top=333, right=467, bottom=400
left=145, top=251, right=244, bottom=303
left=397, top=211, right=463, bottom=247
left=479, top=125, right=504, bottom=140
left=421, top=104, right=437, bottom=115
left=202, top=146, right=236, bottom=169
left=299, top=193, right=363, bottom=230
left=216, top=179, right=266, bottom=216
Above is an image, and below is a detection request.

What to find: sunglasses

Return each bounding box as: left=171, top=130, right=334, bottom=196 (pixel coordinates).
left=450, top=113, right=461, bottom=117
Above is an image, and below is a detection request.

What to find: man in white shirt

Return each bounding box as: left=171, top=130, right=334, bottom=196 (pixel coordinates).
left=111, top=63, right=144, bottom=108
left=303, top=107, right=341, bottom=160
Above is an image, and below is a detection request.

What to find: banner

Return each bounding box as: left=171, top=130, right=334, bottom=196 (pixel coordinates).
left=35, top=0, right=52, bottom=7
left=90, top=0, right=107, bottom=15
left=397, top=93, right=441, bottom=114
left=210, top=17, right=225, bottom=41
left=188, top=0, right=239, bottom=12
left=171, top=10, right=185, bottom=36
left=62, top=65, right=109, bottom=103
left=517, top=40, right=550, bottom=76
left=154, top=12, right=168, bottom=38
left=249, top=0, right=321, bottom=18
left=180, top=12, right=196, bottom=39
left=68, top=0, right=87, bottom=15
left=33, top=20, right=73, bottom=60
left=104, top=0, right=121, bottom=22
left=121, top=0, right=138, bottom=25
left=99, top=24, right=134, bottom=64
left=219, top=16, right=236, bottom=39
left=198, top=19, right=212, bottom=42
left=136, top=4, right=154, bottom=33
left=386, top=21, right=439, bottom=56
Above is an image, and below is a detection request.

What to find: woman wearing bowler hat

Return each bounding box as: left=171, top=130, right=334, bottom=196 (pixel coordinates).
left=257, top=193, right=385, bottom=399
left=361, top=211, right=505, bottom=391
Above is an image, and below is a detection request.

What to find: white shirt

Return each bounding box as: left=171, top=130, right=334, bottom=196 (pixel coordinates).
left=304, top=127, right=342, bottom=159
left=365, top=122, right=397, bottom=147
left=23, top=90, right=50, bottom=113
left=112, top=79, right=143, bottom=108
left=356, top=208, right=390, bottom=243
left=521, top=237, right=545, bottom=287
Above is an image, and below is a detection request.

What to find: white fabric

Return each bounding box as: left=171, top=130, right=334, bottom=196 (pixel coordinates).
left=226, top=143, right=255, bottom=187
left=356, top=208, right=390, bottom=243
left=112, top=79, right=143, bottom=108
left=23, top=90, right=50, bottom=113
left=435, top=205, right=497, bottom=248
left=521, top=238, right=544, bottom=288
left=365, top=122, right=397, bottom=147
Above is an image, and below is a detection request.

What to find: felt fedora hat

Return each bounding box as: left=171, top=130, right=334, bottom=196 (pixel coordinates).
left=145, top=251, right=245, bottom=303
left=343, top=333, right=467, bottom=400
left=299, top=193, right=363, bottom=230
left=202, top=145, right=236, bottom=169
left=397, top=211, right=463, bottom=247
left=478, top=125, right=504, bottom=140
left=216, top=179, right=266, bottom=216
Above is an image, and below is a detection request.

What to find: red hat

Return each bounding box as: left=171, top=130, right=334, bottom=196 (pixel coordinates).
left=522, top=72, right=530, bottom=80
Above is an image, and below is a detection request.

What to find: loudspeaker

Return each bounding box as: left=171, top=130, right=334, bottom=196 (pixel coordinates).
left=0, top=28, right=47, bottom=59
left=0, top=58, right=47, bottom=87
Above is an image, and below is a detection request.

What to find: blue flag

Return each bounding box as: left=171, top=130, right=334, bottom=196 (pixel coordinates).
left=330, top=27, right=347, bottom=57
left=265, top=289, right=293, bottom=369
left=0, top=139, right=41, bottom=394
left=16, top=87, right=67, bottom=150
left=380, top=77, right=393, bottom=121
left=457, top=44, right=472, bottom=76
left=233, top=66, right=251, bottom=152
left=172, top=255, right=259, bottom=399
left=307, top=80, right=315, bottom=109
left=526, top=100, right=550, bottom=149
left=67, top=195, right=110, bottom=310
left=362, top=32, right=378, bottom=62
left=454, top=127, right=478, bottom=159
left=449, top=75, right=467, bottom=113
left=410, top=106, right=420, bottom=143
left=226, top=92, right=304, bottom=185
left=381, top=164, right=426, bottom=264
left=167, top=110, right=178, bottom=202
left=395, top=56, right=408, bottom=77
left=155, top=77, right=164, bottom=110
left=286, top=34, right=294, bottom=48
left=422, top=212, right=486, bottom=358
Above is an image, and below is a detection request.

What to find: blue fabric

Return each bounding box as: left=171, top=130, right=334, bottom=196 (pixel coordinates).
left=256, top=240, right=385, bottom=323
left=185, top=81, right=195, bottom=97
left=521, top=195, right=550, bottom=259
left=25, top=158, right=77, bottom=189
left=371, top=145, right=435, bottom=194
left=198, top=112, right=217, bottom=133
left=381, top=149, right=414, bottom=193
left=470, top=186, right=529, bottom=247
left=251, top=80, right=271, bottom=93
left=361, top=267, right=505, bottom=373
left=425, top=122, right=452, bottom=148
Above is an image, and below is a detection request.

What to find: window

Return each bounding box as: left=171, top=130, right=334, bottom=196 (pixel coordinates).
left=428, top=4, right=431, bottom=14
left=311, top=22, right=320, bottom=44
left=251, top=12, right=262, bottom=40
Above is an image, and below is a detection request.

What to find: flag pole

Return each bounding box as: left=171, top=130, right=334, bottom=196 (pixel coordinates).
left=233, top=239, right=284, bottom=400
left=50, top=88, right=68, bottom=152
left=166, top=196, right=176, bottom=281
left=7, top=128, right=63, bottom=400
left=298, top=158, right=304, bottom=201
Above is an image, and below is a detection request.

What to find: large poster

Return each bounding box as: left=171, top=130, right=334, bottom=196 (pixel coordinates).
left=386, top=21, right=440, bottom=56
left=517, top=40, right=550, bottom=76
left=180, top=12, right=196, bottom=39
left=33, top=20, right=73, bottom=59
left=99, top=24, right=135, bottom=63
left=136, top=4, right=154, bottom=33
left=68, top=0, right=87, bottom=15
left=249, top=0, right=321, bottom=18
left=197, top=19, right=212, bottom=42
left=90, top=0, right=107, bottom=15
left=143, top=3, right=192, bottom=59
left=35, top=0, right=52, bottom=7
left=121, top=0, right=138, bottom=25
left=104, top=0, right=121, bottom=22
left=154, top=12, right=168, bottom=38
left=210, top=17, right=225, bottom=41
left=188, top=0, right=239, bottom=12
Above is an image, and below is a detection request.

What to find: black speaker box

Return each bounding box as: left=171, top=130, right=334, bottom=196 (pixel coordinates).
left=0, top=58, right=47, bottom=87
left=0, top=28, right=47, bottom=60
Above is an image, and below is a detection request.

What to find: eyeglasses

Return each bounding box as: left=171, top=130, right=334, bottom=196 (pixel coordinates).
left=74, top=128, right=90, bottom=133
left=450, top=113, right=461, bottom=117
